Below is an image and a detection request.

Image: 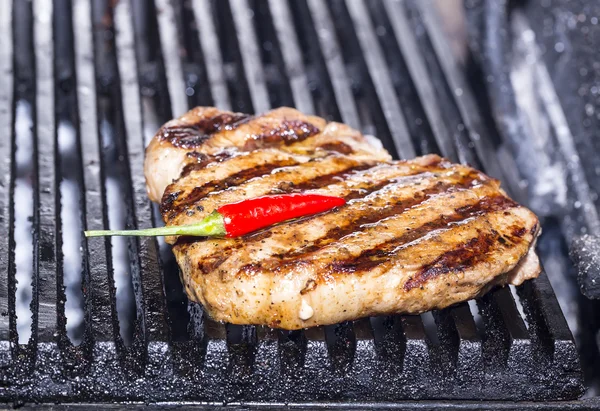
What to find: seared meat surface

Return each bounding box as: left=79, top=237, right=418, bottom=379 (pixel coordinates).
left=145, top=106, right=541, bottom=329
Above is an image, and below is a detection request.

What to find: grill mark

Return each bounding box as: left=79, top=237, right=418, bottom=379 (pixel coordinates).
left=161, top=159, right=299, bottom=218
left=403, top=232, right=498, bottom=291
left=242, top=120, right=320, bottom=150
left=180, top=151, right=236, bottom=178
left=512, top=226, right=527, bottom=238
left=318, top=141, right=354, bottom=155
left=323, top=196, right=518, bottom=282
left=160, top=112, right=252, bottom=148
left=162, top=190, right=181, bottom=211
left=268, top=163, right=376, bottom=194
left=529, top=223, right=538, bottom=236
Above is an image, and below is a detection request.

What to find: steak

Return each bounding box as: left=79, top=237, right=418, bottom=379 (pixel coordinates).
left=144, top=107, right=541, bottom=329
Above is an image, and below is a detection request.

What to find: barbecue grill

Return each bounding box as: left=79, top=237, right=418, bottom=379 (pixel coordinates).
left=0, top=0, right=599, bottom=408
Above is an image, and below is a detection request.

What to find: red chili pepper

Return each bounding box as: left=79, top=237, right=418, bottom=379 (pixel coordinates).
left=84, top=193, right=346, bottom=238
left=218, top=193, right=345, bottom=237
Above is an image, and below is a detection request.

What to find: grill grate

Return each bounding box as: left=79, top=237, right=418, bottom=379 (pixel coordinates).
left=0, top=0, right=585, bottom=404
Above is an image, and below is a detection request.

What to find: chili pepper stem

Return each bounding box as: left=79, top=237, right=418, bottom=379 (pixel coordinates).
left=84, top=210, right=226, bottom=238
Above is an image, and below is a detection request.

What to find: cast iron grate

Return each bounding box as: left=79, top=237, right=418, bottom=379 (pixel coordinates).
left=0, top=0, right=585, bottom=405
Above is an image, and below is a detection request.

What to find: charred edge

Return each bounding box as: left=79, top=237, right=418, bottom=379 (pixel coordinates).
left=529, top=222, right=538, bottom=237
left=242, top=120, right=320, bottom=150
left=318, top=141, right=354, bottom=155
left=159, top=112, right=252, bottom=148
left=163, top=160, right=300, bottom=219
left=160, top=190, right=182, bottom=215
left=181, top=151, right=236, bottom=178
left=404, top=231, right=499, bottom=291
left=512, top=226, right=527, bottom=238
left=238, top=263, right=262, bottom=276
left=327, top=195, right=518, bottom=279
left=199, top=254, right=229, bottom=275
left=300, top=279, right=317, bottom=295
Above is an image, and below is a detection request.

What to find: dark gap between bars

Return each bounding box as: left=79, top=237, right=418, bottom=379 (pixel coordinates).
left=57, top=121, right=85, bottom=345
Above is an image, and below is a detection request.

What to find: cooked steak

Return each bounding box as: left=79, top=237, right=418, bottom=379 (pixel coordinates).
left=145, top=106, right=541, bottom=330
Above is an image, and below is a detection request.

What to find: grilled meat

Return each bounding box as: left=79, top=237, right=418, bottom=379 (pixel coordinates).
left=145, top=107, right=541, bottom=329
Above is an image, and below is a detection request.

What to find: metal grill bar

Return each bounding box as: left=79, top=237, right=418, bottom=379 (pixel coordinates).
left=130, top=1, right=173, bottom=134
left=32, top=0, right=58, bottom=344
left=0, top=0, right=13, bottom=344
left=325, top=0, right=402, bottom=156
left=54, top=0, right=85, bottom=351
left=91, top=0, right=138, bottom=354
left=250, top=0, right=295, bottom=108
left=73, top=0, right=114, bottom=342
left=171, top=0, right=211, bottom=109
left=12, top=0, right=36, bottom=353
left=520, top=274, right=580, bottom=366
left=400, top=315, right=430, bottom=374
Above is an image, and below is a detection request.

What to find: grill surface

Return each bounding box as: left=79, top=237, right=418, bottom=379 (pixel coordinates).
left=0, top=0, right=586, bottom=405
